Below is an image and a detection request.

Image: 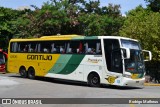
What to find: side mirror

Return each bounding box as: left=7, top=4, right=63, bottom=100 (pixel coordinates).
left=121, top=48, right=130, bottom=59
left=142, top=50, right=152, bottom=61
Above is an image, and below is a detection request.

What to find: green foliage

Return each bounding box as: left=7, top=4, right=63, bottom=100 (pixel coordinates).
left=13, top=0, right=123, bottom=37
left=120, top=6, right=160, bottom=61
left=0, top=7, right=20, bottom=48
left=145, top=0, right=160, bottom=12
left=77, top=2, right=123, bottom=36
left=0, top=0, right=123, bottom=48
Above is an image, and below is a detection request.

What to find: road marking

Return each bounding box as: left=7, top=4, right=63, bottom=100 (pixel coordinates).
left=130, top=104, right=136, bottom=107
left=144, top=83, right=160, bottom=86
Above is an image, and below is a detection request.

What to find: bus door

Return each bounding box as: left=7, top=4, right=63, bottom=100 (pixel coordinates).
left=103, top=39, right=123, bottom=76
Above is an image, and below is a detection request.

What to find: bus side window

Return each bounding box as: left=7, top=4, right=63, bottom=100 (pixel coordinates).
left=66, top=42, right=73, bottom=54
left=77, top=42, right=83, bottom=53
left=70, top=41, right=81, bottom=54
left=96, top=43, right=101, bottom=54
left=23, top=45, right=29, bottom=52
left=60, top=41, right=68, bottom=54
left=11, top=42, right=18, bottom=52
left=60, top=46, right=65, bottom=53
left=35, top=43, right=41, bottom=53
left=84, top=40, right=101, bottom=55
left=40, top=41, right=52, bottom=53
left=28, top=44, right=33, bottom=52
left=43, top=48, right=49, bottom=53
left=84, top=42, right=88, bottom=54
left=51, top=43, right=57, bottom=53
left=68, top=48, right=72, bottom=53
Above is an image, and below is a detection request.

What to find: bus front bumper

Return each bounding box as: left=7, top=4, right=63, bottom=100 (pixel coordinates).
left=121, top=77, right=145, bottom=87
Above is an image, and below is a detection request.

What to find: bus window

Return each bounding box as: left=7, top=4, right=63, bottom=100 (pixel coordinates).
left=18, top=42, right=29, bottom=52
left=77, top=42, right=83, bottom=53
left=10, top=42, right=18, bottom=52
left=66, top=42, right=72, bottom=53
left=60, top=46, right=64, bottom=53
left=51, top=43, right=57, bottom=53
left=83, top=40, right=101, bottom=55
left=28, top=42, right=38, bottom=52
left=69, top=41, right=81, bottom=54
left=96, top=42, right=102, bottom=54
left=10, top=42, right=38, bottom=53
left=40, top=41, right=51, bottom=53
left=22, top=42, right=37, bottom=53
left=23, top=45, right=29, bottom=52
left=51, top=41, right=67, bottom=54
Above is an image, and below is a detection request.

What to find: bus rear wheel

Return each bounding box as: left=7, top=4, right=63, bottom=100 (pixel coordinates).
left=88, top=73, right=100, bottom=87
left=28, top=67, right=35, bottom=79
left=19, top=67, right=27, bottom=78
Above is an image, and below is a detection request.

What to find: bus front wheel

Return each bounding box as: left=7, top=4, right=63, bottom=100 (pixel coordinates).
left=28, top=67, right=35, bottom=79
left=19, top=67, right=27, bottom=78
left=88, top=73, right=100, bottom=87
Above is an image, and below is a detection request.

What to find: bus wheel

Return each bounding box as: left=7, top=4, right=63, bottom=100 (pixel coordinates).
left=88, top=73, right=100, bottom=87
left=19, top=67, right=27, bottom=78
left=28, top=67, right=35, bottom=79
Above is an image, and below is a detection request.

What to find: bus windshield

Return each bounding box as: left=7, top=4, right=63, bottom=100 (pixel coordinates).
left=121, top=39, right=141, bottom=50
left=124, top=50, right=145, bottom=73
left=121, top=39, right=144, bottom=73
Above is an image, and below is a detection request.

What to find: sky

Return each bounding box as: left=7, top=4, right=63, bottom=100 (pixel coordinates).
left=0, top=0, right=147, bottom=15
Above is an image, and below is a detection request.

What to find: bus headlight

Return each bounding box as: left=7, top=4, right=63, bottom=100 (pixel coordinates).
left=123, top=74, right=131, bottom=78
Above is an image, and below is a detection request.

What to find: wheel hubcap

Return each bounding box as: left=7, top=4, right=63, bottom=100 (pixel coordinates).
left=92, top=77, right=98, bottom=84
left=21, top=70, right=24, bottom=75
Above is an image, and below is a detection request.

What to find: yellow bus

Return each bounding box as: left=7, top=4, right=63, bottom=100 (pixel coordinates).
left=7, top=35, right=152, bottom=87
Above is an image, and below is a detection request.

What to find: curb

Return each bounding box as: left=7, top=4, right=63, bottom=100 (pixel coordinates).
left=144, top=83, right=160, bottom=86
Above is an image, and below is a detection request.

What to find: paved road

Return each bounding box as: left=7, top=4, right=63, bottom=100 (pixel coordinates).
left=0, top=73, right=160, bottom=107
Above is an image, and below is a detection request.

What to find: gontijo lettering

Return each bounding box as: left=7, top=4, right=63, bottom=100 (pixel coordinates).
left=27, top=55, right=52, bottom=60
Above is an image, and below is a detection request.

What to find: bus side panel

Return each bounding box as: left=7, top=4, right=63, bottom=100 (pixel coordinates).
left=45, top=54, right=85, bottom=81
left=8, top=53, right=20, bottom=73
left=81, top=55, right=104, bottom=82
left=45, top=55, right=104, bottom=82
left=7, top=53, right=60, bottom=76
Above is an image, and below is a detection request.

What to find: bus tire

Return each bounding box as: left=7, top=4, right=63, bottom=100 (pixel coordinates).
left=19, top=67, right=27, bottom=78
left=88, top=72, right=100, bottom=87
left=28, top=67, right=35, bottom=79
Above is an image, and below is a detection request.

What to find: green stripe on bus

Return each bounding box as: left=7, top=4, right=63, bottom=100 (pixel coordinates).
left=58, top=55, right=85, bottom=74
left=72, top=36, right=98, bottom=40
left=48, top=54, right=85, bottom=74
left=84, top=36, right=98, bottom=39
left=48, top=55, right=72, bottom=74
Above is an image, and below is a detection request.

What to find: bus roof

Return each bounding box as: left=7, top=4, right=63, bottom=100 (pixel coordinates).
left=10, top=35, right=138, bottom=42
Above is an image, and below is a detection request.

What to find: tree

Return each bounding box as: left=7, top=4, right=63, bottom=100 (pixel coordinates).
left=49, top=0, right=124, bottom=36
left=145, top=0, right=160, bottom=12
left=14, top=0, right=123, bottom=37
left=120, top=6, right=160, bottom=61
left=1, top=0, right=124, bottom=44
left=77, top=1, right=123, bottom=36
left=0, top=7, right=20, bottom=48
